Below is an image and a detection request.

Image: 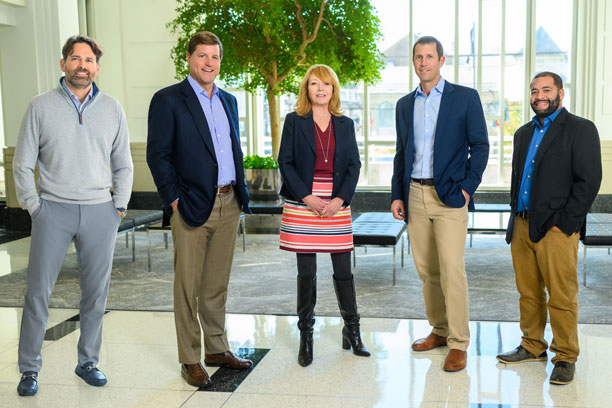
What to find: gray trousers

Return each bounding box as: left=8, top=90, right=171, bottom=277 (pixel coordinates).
left=18, top=199, right=121, bottom=373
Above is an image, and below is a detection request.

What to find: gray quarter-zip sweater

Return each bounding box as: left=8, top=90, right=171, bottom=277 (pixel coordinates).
left=13, top=78, right=133, bottom=215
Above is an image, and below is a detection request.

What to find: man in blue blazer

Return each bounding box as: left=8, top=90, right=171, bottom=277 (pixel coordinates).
left=391, top=36, right=489, bottom=372
left=147, top=31, right=252, bottom=388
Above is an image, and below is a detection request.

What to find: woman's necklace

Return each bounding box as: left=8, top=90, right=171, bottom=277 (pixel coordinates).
left=314, top=119, right=331, bottom=163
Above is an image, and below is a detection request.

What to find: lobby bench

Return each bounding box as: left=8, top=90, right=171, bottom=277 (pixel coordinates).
left=352, top=212, right=407, bottom=286
left=117, top=210, right=164, bottom=262
left=582, top=213, right=612, bottom=285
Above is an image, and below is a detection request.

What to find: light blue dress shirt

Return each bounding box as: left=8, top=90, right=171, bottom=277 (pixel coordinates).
left=187, top=75, right=236, bottom=187
left=412, top=77, right=445, bottom=179
left=517, top=108, right=562, bottom=212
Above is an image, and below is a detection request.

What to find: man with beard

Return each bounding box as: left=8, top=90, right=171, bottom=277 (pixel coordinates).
left=13, top=35, right=133, bottom=396
left=496, top=72, right=601, bottom=385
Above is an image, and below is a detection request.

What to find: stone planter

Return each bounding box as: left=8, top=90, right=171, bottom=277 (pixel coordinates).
left=245, top=168, right=282, bottom=201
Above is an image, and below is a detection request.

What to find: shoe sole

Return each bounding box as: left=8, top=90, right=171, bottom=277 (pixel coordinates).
left=443, top=364, right=466, bottom=372
left=204, top=362, right=252, bottom=369
left=181, top=374, right=212, bottom=388
left=550, top=378, right=573, bottom=385
left=412, top=343, right=447, bottom=352
left=496, top=356, right=547, bottom=364
left=17, top=388, right=37, bottom=397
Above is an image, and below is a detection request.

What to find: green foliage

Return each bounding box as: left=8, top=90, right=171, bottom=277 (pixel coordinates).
left=168, top=0, right=385, bottom=95
left=243, top=155, right=279, bottom=169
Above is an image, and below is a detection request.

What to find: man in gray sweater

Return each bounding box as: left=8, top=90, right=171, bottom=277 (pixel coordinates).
left=13, top=35, right=133, bottom=396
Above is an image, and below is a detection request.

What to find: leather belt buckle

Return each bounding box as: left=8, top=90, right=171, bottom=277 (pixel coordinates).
left=411, top=178, right=434, bottom=186
left=217, top=184, right=232, bottom=194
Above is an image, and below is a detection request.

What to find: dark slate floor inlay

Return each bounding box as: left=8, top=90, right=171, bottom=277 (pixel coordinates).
left=199, top=347, right=269, bottom=392
left=44, top=311, right=110, bottom=341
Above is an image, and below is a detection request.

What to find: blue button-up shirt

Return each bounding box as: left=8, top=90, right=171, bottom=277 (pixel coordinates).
left=61, top=77, right=93, bottom=112
left=187, top=75, right=236, bottom=187
left=517, top=108, right=562, bottom=211
left=412, top=77, right=445, bottom=178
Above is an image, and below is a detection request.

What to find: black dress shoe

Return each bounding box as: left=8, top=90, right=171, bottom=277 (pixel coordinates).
left=550, top=361, right=575, bottom=385
left=496, top=345, right=547, bottom=364
left=17, top=371, right=38, bottom=396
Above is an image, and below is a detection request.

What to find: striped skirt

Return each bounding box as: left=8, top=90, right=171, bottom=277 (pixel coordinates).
left=279, top=177, right=353, bottom=253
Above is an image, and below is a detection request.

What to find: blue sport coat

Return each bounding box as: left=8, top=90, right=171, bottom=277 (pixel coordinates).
left=146, top=78, right=250, bottom=227
left=391, top=81, right=489, bottom=212
left=278, top=111, right=361, bottom=206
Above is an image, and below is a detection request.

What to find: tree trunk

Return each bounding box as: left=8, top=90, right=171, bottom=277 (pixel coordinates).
left=266, top=89, right=281, bottom=159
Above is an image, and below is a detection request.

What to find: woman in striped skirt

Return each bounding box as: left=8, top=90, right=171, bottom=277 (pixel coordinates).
left=278, top=64, right=370, bottom=367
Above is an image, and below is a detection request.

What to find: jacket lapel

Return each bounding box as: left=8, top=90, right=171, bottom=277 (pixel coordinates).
left=433, top=81, right=454, bottom=153
left=534, top=108, right=567, bottom=169
left=331, top=115, right=345, bottom=156
left=300, top=113, right=317, bottom=155
left=180, top=79, right=216, bottom=159
left=218, top=89, right=240, bottom=151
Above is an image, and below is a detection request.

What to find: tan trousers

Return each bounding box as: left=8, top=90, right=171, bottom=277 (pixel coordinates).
left=408, top=182, right=470, bottom=350
left=511, top=217, right=580, bottom=363
left=170, top=189, right=241, bottom=364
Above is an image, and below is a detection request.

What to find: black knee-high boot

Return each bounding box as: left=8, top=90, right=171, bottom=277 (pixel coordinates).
left=297, top=275, right=316, bottom=366
left=333, top=275, right=370, bottom=357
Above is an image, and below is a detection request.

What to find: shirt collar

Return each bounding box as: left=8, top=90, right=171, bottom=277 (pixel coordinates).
left=187, top=75, right=218, bottom=98
left=60, top=77, right=93, bottom=104
left=532, top=107, right=562, bottom=129
left=416, top=77, right=445, bottom=97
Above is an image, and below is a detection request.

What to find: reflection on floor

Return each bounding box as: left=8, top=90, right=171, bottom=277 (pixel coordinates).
left=1, top=308, right=611, bottom=407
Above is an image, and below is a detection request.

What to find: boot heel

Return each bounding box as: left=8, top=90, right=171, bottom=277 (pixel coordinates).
left=342, top=336, right=350, bottom=350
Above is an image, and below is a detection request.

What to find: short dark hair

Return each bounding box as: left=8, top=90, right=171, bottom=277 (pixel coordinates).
left=62, top=35, right=103, bottom=63
left=413, top=36, right=444, bottom=59
left=187, top=31, right=223, bottom=59
left=532, top=71, right=564, bottom=89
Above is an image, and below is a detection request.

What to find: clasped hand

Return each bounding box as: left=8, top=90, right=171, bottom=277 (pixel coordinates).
left=303, top=195, right=343, bottom=218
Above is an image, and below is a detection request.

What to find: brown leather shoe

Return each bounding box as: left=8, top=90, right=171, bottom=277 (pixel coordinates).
left=412, top=332, right=447, bottom=351
left=181, top=363, right=212, bottom=387
left=205, top=351, right=253, bottom=369
left=444, top=349, right=467, bottom=372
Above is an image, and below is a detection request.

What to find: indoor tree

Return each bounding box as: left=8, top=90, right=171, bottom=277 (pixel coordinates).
left=168, top=0, right=384, bottom=158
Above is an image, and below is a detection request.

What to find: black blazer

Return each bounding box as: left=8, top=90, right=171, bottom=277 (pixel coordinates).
left=506, top=108, right=602, bottom=243
left=146, top=79, right=250, bottom=227
left=278, top=111, right=361, bottom=205
left=391, top=81, right=489, bottom=212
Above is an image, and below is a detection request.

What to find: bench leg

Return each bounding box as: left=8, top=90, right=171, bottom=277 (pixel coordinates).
left=407, top=234, right=410, bottom=255
left=132, top=230, right=136, bottom=262
left=583, top=245, right=587, bottom=286
left=164, top=232, right=168, bottom=249
left=125, top=231, right=129, bottom=248
left=393, top=246, right=396, bottom=286
left=147, top=229, right=152, bottom=272
left=353, top=248, right=356, bottom=267
left=241, top=216, right=246, bottom=252
left=469, top=233, right=473, bottom=248
left=401, top=236, right=404, bottom=268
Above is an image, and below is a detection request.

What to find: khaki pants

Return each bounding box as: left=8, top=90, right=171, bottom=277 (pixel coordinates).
left=171, top=189, right=241, bottom=364
left=408, top=182, right=470, bottom=350
left=511, top=217, right=580, bottom=363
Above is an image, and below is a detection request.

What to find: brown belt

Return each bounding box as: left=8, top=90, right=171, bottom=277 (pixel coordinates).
left=411, top=178, right=434, bottom=186
left=217, top=184, right=232, bottom=194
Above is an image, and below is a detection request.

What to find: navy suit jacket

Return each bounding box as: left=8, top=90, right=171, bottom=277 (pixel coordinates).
left=146, top=78, right=249, bottom=227
left=278, top=112, right=361, bottom=205
left=391, top=81, right=489, bottom=213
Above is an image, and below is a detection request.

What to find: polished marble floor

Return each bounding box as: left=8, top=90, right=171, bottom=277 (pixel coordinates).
left=1, top=307, right=612, bottom=407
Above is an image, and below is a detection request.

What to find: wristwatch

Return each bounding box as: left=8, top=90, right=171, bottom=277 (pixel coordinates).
left=116, top=207, right=127, bottom=218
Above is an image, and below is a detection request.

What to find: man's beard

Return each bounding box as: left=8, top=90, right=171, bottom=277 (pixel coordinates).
left=531, top=93, right=561, bottom=118
left=66, top=70, right=92, bottom=89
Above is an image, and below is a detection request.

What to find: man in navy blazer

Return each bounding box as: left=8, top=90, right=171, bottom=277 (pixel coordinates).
left=147, top=31, right=252, bottom=388
left=391, top=36, right=489, bottom=372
